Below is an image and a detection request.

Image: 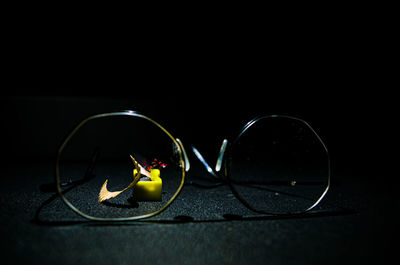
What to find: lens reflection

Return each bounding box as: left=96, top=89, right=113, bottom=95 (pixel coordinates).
left=229, top=116, right=329, bottom=214
left=57, top=114, right=184, bottom=219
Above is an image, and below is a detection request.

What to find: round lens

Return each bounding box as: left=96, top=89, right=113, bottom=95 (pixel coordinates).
left=228, top=116, right=330, bottom=214
left=56, top=112, right=185, bottom=220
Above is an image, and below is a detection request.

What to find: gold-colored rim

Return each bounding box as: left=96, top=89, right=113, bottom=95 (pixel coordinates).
left=55, top=111, right=186, bottom=221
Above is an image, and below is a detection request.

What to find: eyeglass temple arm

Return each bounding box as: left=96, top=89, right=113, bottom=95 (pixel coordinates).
left=215, top=139, right=228, bottom=172
left=191, top=139, right=228, bottom=178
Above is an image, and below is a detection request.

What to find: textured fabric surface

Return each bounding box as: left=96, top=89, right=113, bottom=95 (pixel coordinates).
left=0, top=162, right=395, bottom=265
left=1, top=96, right=393, bottom=264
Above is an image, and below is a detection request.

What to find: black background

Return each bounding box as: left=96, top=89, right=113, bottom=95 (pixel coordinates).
left=1, top=4, right=396, bottom=262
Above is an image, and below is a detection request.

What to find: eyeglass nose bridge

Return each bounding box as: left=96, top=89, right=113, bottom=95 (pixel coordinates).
left=175, top=138, right=191, bottom=172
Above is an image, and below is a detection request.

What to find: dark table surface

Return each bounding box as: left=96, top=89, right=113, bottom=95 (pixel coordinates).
left=0, top=161, right=395, bottom=265
left=0, top=96, right=395, bottom=265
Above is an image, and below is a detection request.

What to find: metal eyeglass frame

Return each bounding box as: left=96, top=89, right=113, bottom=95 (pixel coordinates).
left=215, top=115, right=330, bottom=215
left=56, top=111, right=330, bottom=221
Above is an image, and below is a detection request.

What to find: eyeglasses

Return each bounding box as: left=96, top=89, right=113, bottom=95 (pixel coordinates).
left=56, top=111, right=330, bottom=221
